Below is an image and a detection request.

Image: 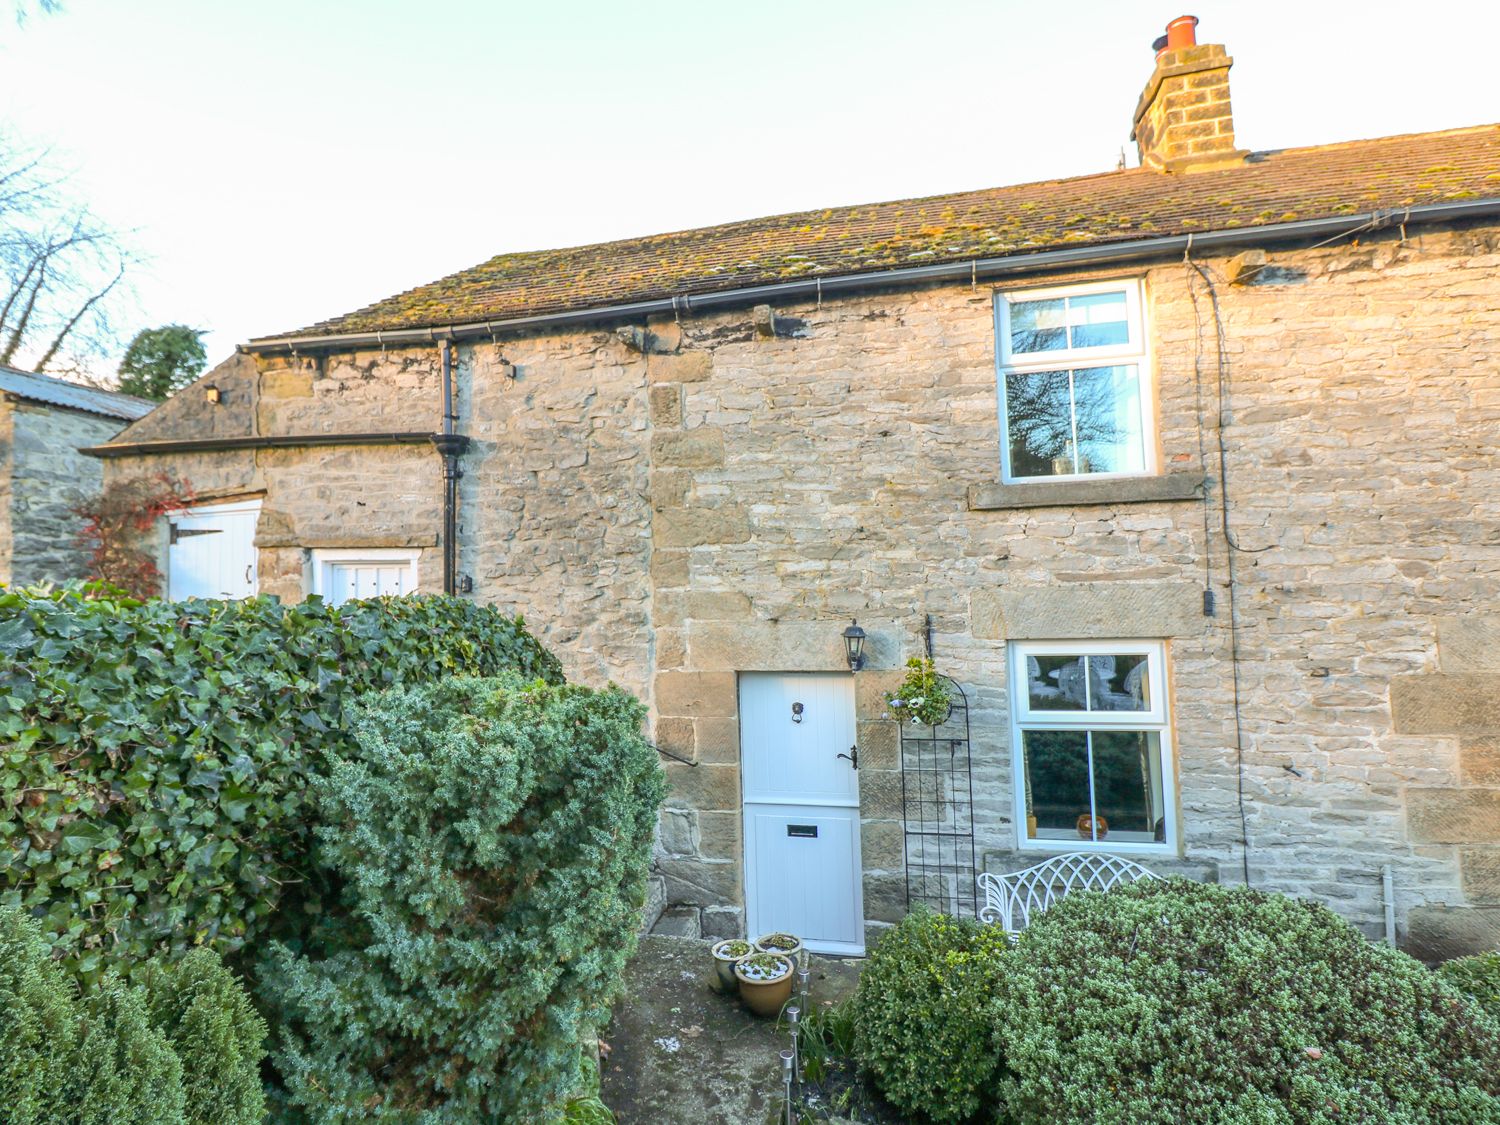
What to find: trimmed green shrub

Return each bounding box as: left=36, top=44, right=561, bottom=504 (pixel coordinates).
left=0, top=586, right=561, bottom=977
left=996, top=880, right=1500, bottom=1123
left=141, top=948, right=268, bottom=1125
left=0, top=904, right=78, bottom=1123
left=852, top=909, right=1012, bottom=1124
left=1441, top=949, right=1500, bottom=1025
left=0, top=906, right=267, bottom=1125
left=73, top=974, right=186, bottom=1125
left=261, top=675, right=666, bottom=1122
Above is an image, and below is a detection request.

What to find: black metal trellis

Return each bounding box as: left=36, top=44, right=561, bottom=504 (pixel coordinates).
left=899, top=623, right=978, bottom=917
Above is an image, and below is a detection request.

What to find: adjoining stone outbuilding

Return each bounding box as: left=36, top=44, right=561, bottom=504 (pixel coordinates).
left=0, top=365, right=152, bottom=587
left=87, top=20, right=1500, bottom=958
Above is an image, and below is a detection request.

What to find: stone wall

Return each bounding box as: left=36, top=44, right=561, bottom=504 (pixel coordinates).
left=3, top=399, right=126, bottom=586
left=98, top=219, right=1500, bottom=955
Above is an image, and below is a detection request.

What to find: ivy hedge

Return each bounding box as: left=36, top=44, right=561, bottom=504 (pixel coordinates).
left=260, top=675, right=665, bottom=1122
left=0, top=587, right=562, bottom=978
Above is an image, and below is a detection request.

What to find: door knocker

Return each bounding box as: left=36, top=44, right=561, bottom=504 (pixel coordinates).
left=791, top=702, right=804, bottom=724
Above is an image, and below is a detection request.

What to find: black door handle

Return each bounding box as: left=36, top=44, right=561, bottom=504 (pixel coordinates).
left=837, top=746, right=858, bottom=770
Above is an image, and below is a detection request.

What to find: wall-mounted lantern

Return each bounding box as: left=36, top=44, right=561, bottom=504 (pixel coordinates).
left=842, top=620, right=866, bottom=672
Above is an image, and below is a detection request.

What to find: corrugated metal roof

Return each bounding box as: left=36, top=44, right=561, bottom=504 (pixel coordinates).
left=0, top=366, right=155, bottom=421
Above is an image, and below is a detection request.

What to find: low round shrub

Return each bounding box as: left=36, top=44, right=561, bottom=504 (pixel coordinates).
left=1441, top=949, right=1500, bottom=1025
left=0, top=906, right=266, bottom=1125
left=852, top=909, right=1012, bottom=1124
left=996, top=880, right=1500, bottom=1124
left=141, top=948, right=268, bottom=1125
left=0, top=904, right=78, bottom=1123
left=261, top=674, right=665, bottom=1122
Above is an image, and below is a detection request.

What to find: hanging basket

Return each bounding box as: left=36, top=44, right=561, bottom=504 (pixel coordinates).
left=885, top=657, right=954, bottom=727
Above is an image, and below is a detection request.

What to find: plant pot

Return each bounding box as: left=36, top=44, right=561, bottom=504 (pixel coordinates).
left=710, top=939, right=753, bottom=993
left=734, top=954, right=795, bottom=1018
left=753, top=932, right=805, bottom=970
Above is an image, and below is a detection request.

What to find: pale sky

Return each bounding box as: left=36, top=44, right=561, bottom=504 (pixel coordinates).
left=2, top=0, right=1496, bottom=372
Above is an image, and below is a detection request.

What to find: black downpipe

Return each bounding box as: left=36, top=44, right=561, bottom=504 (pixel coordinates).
left=430, top=339, right=469, bottom=595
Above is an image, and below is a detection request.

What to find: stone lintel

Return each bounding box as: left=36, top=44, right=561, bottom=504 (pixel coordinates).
left=971, top=581, right=1208, bottom=640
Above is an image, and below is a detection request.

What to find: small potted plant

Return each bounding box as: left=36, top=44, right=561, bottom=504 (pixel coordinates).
left=709, top=938, right=753, bottom=992
left=734, top=952, right=795, bottom=1018
left=885, top=657, right=953, bottom=727
left=753, top=931, right=805, bottom=970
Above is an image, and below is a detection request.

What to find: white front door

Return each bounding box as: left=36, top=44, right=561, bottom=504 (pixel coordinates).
left=167, top=500, right=260, bottom=600
left=741, top=672, right=864, bottom=955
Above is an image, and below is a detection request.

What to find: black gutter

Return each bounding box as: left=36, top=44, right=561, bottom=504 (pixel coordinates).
left=82, top=431, right=436, bottom=458
left=240, top=198, right=1500, bottom=355
left=429, top=340, right=469, bottom=595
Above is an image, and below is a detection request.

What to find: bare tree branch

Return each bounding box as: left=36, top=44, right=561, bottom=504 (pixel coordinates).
left=36, top=260, right=123, bottom=372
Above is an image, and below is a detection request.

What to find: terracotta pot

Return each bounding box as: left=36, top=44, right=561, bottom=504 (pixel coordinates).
left=753, top=933, right=805, bottom=970
left=734, top=956, right=794, bottom=1018
left=710, top=940, right=753, bottom=992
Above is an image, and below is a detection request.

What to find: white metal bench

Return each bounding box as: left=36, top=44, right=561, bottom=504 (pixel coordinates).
left=977, top=852, right=1160, bottom=937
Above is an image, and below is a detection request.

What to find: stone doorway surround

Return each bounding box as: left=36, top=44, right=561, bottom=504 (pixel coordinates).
left=651, top=619, right=905, bottom=946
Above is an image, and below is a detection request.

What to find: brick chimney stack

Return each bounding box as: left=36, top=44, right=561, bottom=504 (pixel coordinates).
left=1131, top=15, right=1247, bottom=172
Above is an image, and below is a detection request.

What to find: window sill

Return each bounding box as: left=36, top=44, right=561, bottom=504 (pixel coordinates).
left=968, top=474, right=1204, bottom=511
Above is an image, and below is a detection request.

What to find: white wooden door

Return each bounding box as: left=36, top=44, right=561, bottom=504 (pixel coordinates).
left=167, top=500, right=260, bottom=600
left=740, top=673, right=864, bottom=955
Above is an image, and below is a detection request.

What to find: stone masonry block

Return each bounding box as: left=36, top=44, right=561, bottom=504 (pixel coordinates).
left=651, top=428, right=724, bottom=468
left=653, top=505, right=750, bottom=548
left=648, top=383, right=682, bottom=427
left=1462, top=739, right=1500, bottom=786
left=861, top=820, right=905, bottom=870
left=647, top=350, right=712, bottom=383
left=658, top=856, right=743, bottom=907
left=1391, top=675, right=1500, bottom=735
left=651, top=548, right=689, bottom=589
left=1461, top=847, right=1500, bottom=902
left=1407, top=905, right=1500, bottom=962
left=971, top=581, right=1206, bottom=640
left=860, top=769, right=903, bottom=819
left=260, top=369, right=314, bottom=398
left=685, top=590, right=751, bottom=621
left=655, top=672, right=739, bottom=718
left=695, top=718, right=741, bottom=764
left=662, top=761, right=740, bottom=811
left=1438, top=617, right=1500, bottom=672
left=658, top=808, right=698, bottom=855
left=858, top=720, right=899, bottom=771
left=1406, top=788, right=1500, bottom=844
left=654, top=716, right=696, bottom=761
left=696, top=810, right=743, bottom=860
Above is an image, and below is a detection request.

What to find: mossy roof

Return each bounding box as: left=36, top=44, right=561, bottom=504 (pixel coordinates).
left=271, top=125, right=1500, bottom=341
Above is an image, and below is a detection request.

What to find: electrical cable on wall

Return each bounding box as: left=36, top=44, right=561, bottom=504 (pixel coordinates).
left=1185, top=253, right=1253, bottom=887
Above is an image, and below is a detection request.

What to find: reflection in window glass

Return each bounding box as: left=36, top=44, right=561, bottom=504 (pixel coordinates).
left=1090, top=731, right=1164, bottom=842
left=1022, top=730, right=1165, bottom=844
left=1067, top=290, right=1129, bottom=349
left=1009, top=297, right=1067, bottom=354
left=1002, top=365, right=1143, bottom=478
left=1022, top=730, right=1090, bottom=840
left=1072, top=366, right=1144, bottom=475
left=1025, top=653, right=1150, bottom=713
left=1009, top=289, right=1129, bottom=356
left=1005, top=370, right=1073, bottom=477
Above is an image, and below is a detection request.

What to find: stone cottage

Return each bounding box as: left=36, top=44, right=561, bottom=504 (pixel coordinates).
left=0, top=365, right=152, bottom=586
left=87, top=19, right=1500, bottom=958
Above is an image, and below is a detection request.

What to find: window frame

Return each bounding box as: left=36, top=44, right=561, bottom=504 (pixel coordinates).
left=1008, top=639, right=1177, bottom=856
left=993, top=277, right=1157, bottom=484
left=309, top=547, right=420, bottom=606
